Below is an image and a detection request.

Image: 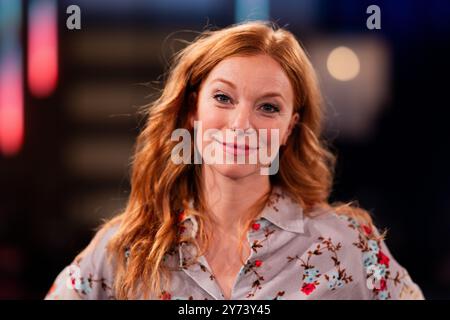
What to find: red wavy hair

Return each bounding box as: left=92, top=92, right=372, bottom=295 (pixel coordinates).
left=96, top=20, right=382, bottom=299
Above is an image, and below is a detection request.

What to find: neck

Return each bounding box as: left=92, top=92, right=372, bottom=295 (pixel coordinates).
left=201, top=165, right=271, bottom=237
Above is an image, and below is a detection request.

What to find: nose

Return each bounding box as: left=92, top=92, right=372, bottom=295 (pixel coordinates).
left=229, top=103, right=252, bottom=132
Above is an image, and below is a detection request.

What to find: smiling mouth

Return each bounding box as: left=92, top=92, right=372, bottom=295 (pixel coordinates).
left=213, top=138, right=259, bottom=150
left=210, top=136, right=260, bottom=152
left=225, top=142, right=257, bottom=150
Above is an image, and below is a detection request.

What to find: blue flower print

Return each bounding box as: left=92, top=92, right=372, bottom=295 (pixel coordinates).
left=366, top=264, right=387, bottom=280
left=367, top=240, right=379, bottom=253
left=362, top=251, right=377, bottom=267
left=326, top=270, right=345, bottom=290
left=303, top=268, right=320, bottom=283
left=377, top=290, right=389, bottom=300
left=79, top=279, right=92, bottom=295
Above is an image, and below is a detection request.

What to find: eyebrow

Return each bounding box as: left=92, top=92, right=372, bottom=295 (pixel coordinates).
left=259, top=92, right=286, bottom=102
left=211, top=78, right=286, bottom=103
left=211, top=78, right=237, bottom=89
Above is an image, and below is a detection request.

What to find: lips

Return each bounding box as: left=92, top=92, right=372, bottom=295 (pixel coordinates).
left=208, top=136, right=260, bottom=157
left=222, top=142, right=257, bottom=150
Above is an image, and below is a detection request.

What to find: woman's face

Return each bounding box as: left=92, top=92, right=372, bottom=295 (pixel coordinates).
left=190, top=54, right=299, bottom=180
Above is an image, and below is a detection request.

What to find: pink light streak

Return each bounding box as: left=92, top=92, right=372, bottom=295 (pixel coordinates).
left=27, top=0, right=58, bottom=98
left=0, top=55, right=24, bottom=156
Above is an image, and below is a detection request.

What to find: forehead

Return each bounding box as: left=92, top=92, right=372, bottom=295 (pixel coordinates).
left=202, top=54, right=293, bottom=98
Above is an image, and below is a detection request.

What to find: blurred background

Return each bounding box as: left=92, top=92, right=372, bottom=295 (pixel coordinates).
left=1, top=0, right=449, bottom=299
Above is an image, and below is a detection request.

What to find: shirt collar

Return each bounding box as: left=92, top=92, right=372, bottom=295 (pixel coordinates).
left=179, top=185, right=305, bottom=237
left=258, top=185, right=305, bottom=234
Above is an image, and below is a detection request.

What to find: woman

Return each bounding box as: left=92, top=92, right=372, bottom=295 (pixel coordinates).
left=45, top=21, right=424, bottom=300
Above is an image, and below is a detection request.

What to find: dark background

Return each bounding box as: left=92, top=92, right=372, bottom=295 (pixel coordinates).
left=0, top=0, right=449, bottom=299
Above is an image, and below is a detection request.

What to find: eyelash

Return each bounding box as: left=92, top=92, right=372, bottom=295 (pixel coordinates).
left=212, top=93, right=281, bottom=114
left=213, top=93, right=231, bottom=104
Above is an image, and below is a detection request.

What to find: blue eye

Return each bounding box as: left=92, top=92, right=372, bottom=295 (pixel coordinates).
left=213, top=93, right=231, bottom=104
left=260, top=104, right=280, bottom=114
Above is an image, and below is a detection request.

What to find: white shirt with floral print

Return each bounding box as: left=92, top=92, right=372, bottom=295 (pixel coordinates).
left=45, top=186, right=425, bottom=300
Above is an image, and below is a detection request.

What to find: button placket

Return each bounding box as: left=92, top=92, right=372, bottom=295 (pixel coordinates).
left=230, top=217, right=271, bottom=299
left=178, top=242, right=225, bottom=300
left=177, top=214, right=225, bottom=300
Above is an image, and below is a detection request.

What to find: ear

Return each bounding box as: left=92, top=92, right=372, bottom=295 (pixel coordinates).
left=188, top=92, right=198, bottom=128
left=282, top=112, right=299, bottom=146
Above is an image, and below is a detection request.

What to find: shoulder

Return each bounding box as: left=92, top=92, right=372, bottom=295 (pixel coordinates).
left=303, top=208, right=425, bottom=300
left=304, top=206, right=371, bottom=246
left=303, top=208, right=376, bottom=273
left=77, top=219, right=122, bottom=270
left=45, top=219, right=122, bottom=300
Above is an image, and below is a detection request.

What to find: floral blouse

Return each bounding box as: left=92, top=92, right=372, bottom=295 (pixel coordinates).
left=45, top=186, right=425, bottom=300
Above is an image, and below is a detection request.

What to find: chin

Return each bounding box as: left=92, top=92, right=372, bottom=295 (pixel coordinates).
left=210, top=163, right=261, bottom=180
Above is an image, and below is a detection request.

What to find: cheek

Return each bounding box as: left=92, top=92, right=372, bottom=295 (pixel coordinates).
left=256, top=119, right=288, bottom=147
left=198, top=110, right=224, bottom=129
left=195, top=98, right=227, bottom=128
left=194, top=100, right=227, bottom=149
